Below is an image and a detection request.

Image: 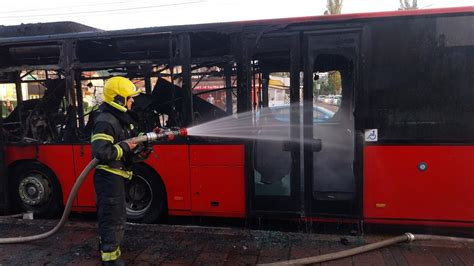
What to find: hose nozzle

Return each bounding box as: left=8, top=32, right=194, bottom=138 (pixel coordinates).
left=178, top=128, right=187, bottom=137
left=142, top=127, right=187, bottom=143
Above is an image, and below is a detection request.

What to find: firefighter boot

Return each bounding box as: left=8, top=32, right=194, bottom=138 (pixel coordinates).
left=102, top=257, right=125, bottom=266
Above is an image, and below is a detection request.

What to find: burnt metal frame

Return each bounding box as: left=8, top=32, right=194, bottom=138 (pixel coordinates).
left=0, top=33, right=196, bottom=136
left=0, top=27, right=251, bottom=133
left=14, top=71, right=23, bottom=131
left=0, top=112, right=6, bottom=214
left=179, top=33, right=193, bottom=126
left=224, top=63, right=233, bottom=115
left=61, top=40, right=78, bottom=138
left=237, top=37, right=252, bottom=114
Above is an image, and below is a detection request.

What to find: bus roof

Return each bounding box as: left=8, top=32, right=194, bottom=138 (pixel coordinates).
left=0, top=6, right=472, bottom=44
left=241, top=6, right=474, bottom=26
left=0, top=21, right=100, bottom=38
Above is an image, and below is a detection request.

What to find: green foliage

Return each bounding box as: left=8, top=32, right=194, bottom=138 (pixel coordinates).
left=328, top=71, right=341, bottom=94
left=317, top=82, right=332, bottom=95
left=314, top=71, right=341, bottom=95
left=326, top=0, right=343, bottom=14
left=83, top=101, right=98, bottom=114
left=399, top=0, right=418, bottom=10
left=1, top=100, right=17, bottom=118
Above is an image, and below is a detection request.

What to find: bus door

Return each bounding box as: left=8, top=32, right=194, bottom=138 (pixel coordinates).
left=250, top=33, right=303, bottom=215
left=303, top=30, right=361, bottom=216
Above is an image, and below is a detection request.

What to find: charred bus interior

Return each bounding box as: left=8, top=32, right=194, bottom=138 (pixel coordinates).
left=0, top=22, right=253, bottom=222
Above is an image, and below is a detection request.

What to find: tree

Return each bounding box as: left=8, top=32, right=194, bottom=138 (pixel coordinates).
left=399, top=0, right=418, bottom=10
left=323, top=1, right=343, bottom=97
left=326, top=0, right=343, bottom=15
left=328, top=71, right=342, bottom=95
left=314, top=72, right=341, bottom=96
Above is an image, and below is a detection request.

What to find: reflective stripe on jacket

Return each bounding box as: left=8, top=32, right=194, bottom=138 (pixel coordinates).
left=91, top=104, right=136, bottom=178
left=96, top=164, right=132, bottom=180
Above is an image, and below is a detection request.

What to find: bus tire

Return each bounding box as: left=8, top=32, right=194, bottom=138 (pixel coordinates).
left=125, top=164, right=167, bottom=224
left=10, top=162, right=63, bottom=218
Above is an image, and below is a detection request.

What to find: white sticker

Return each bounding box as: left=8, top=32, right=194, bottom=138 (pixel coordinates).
left=365, top=129, right=378, bottom=142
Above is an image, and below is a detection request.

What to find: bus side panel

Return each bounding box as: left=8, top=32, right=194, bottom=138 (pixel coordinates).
left=147, top=145, right=191, bottom=211
left=72, top=145, right=96, bottom=209
left=38, top=145, right=77, bottom=207
left=5, top=145, right=36, bottom=164
left=364, top=145, right=474, bottom=223
left=190, top=145, right=245, bottom=217
left=71, top=144, right=192, bottom=211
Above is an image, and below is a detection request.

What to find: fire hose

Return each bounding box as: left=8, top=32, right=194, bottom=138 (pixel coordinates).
left=0, top=128, right=187, bottom=244
left=259, top=233, right=474, bottom=265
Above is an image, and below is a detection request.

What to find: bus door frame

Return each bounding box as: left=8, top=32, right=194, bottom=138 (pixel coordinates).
left=247, top=32, right=304, bottom=217
left=302, top=27, right=364, bottom=218
left=0, top=112, right=6, bottom=214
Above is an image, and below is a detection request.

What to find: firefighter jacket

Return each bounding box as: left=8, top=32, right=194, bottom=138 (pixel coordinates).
left=91, top=103, right=138, bottom=179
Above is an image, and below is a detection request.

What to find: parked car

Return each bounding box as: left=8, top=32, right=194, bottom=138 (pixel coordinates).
left=262, top=104, right=335, bottom=123
left=333, top=95, right=342, bottom=106
left=254, top=104, right=335, bottom=194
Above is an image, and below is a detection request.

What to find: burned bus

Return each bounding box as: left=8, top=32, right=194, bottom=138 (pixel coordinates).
left=0, top=7, right=472, bottom=228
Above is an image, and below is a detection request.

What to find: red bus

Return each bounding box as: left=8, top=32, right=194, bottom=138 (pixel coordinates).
left=0, top=6, right=473, bottom=228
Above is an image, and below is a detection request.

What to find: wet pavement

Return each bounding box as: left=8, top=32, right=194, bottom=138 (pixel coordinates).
left=0, top=218, right=473, bottom=265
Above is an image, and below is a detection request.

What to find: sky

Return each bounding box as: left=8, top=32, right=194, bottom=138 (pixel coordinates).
left=0, top=0, right=472, bottom=31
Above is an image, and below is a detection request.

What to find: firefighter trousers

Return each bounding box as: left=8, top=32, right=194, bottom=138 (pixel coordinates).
left=94, top=169, right=126, bottom=263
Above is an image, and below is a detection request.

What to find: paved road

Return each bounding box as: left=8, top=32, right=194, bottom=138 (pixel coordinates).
left=315, top=101, right=340, bottom=113
left=0, top=219, right=473, bottom=265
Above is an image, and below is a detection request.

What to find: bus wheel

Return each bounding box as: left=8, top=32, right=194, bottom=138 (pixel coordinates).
left=11, top=162, right=63, bottom=218
left=125, top=164, right=166, bottom=223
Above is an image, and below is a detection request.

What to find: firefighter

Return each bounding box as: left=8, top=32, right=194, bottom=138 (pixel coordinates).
left=91, top=76, right=141, bottom=265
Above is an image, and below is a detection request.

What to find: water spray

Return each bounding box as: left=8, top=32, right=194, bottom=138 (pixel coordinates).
left=0, top=128, right=187, bottom=244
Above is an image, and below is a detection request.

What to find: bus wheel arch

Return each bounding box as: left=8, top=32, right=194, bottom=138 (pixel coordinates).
left=125, top=163, right=167, bottom=223
left=9, top=160, right=64, bottom=218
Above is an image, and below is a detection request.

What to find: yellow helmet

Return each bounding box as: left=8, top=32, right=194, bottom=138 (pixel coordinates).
left=103, top=77, right=139, bottom=112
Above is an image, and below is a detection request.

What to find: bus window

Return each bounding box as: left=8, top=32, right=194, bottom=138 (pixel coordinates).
left=0, top=84, right=18, bottom=118
left=82, top=78, right=104, bottom=111
left=193, top=66, right=225, bottom=110
left=2, top=71, right=67, bottom=143
left=312, top=53, right=355, bottom=203
left=137, top=75, right=178, bottom=129
left=313, top=71, right=341, bottom=122
left=254, top=71, right=291, bottom=196
left=190, top=64, right=236, bottom=125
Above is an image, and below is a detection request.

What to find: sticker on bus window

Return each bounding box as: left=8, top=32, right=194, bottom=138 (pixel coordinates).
left=364, top=129, right=378, bottom=142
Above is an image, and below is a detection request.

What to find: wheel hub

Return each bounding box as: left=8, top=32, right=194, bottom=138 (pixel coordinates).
left=18, top=174, right=51, bottom=206
left=126, top=175, right=153, bottom=216
left=128, top=184, right=147, bottom=201
left=27, top=186, right=38, bottom=196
